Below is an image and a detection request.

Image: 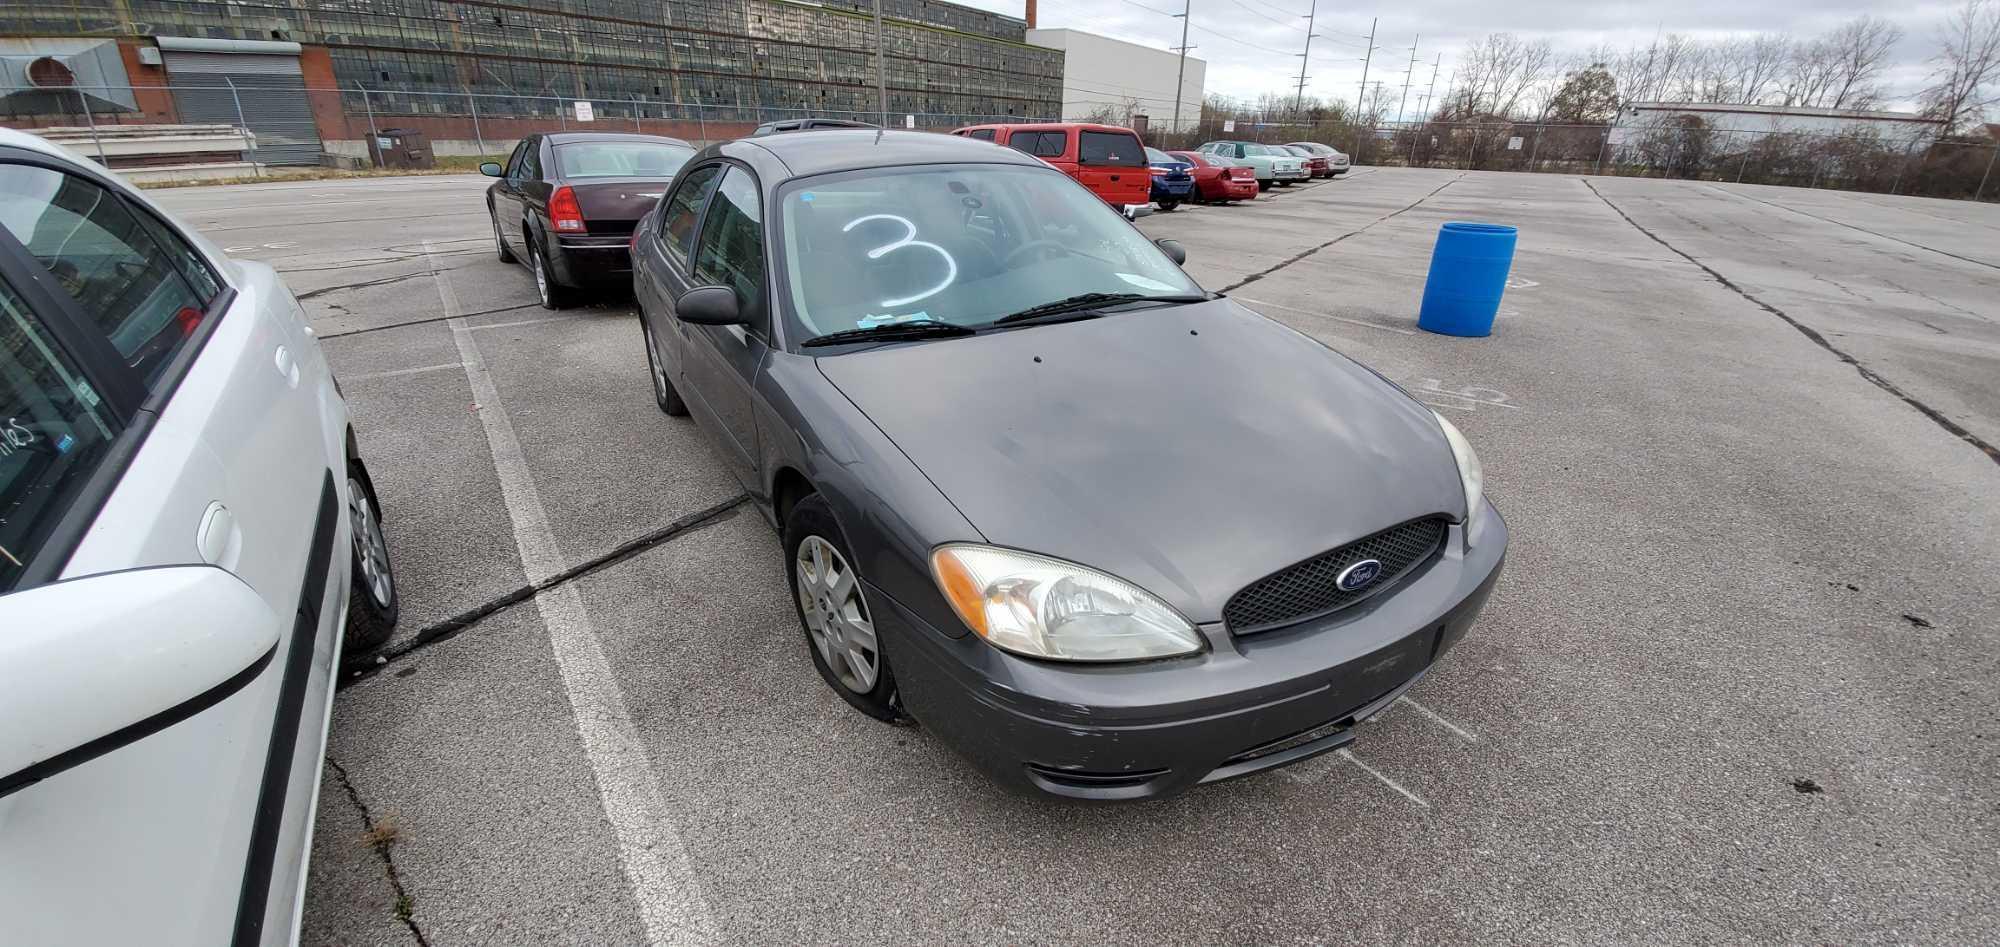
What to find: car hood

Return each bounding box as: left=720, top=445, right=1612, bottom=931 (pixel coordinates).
left=815, top=299, right=1463, bottom=624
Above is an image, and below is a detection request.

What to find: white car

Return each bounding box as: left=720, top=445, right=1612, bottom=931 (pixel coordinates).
left=0, top=128, right=397, bottom=944
left=1196, top=140, right=1309, bottom=189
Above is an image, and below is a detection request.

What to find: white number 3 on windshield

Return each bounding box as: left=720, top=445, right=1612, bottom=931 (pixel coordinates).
left=843, top=214, right=958, bottom=309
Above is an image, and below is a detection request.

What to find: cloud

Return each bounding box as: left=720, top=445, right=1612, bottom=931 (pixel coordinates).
left=957, top=0, right=1965, bottom=111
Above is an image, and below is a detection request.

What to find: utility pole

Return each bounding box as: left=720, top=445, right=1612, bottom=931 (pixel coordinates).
left=1171, top=0, right=1192, bottom=134
left=1355, top=16, right=1377, bottom=118
left=1292, top=0, right=1318, bottom=121
left=1394, top=34, right=1419, bottom=125
left=872, top=0, right=888, bottom=126
left=1416, top=53, right=1441, bottom=119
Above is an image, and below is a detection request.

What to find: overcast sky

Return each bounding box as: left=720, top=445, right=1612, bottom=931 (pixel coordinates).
left=957, top=0, right=1968, bottom=114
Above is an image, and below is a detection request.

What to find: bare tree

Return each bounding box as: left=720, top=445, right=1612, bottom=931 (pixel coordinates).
left=1920, top=0, right=2000, bottom=132
left=1611, top=33, right=1698, bottom=105
left=1456, top=32, right=1558, bottom=118
left=1678, top=43, right=1739, bottom=103
left=1782, top=36, right=1841, bottom=107
left=1727, top=34, right=1792, bottom=104
left=1823, top=16, right=1905, bottom=109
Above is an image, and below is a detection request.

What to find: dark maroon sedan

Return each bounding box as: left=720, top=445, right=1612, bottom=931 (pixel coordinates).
left=481, top=133, right=695, bottom=308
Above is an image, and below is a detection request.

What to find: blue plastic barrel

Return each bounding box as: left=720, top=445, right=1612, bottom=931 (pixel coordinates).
left=1418, top=222, right=1517, bottom=337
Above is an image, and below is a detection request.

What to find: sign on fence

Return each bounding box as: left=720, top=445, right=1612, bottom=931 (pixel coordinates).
left=904, top=114, right=915, bottom=129
left=1507, top=136, right=1523, bottom=151
left=574, top=101, right=595, bottom=122
left=1223, top=120, right=1236, bottom=133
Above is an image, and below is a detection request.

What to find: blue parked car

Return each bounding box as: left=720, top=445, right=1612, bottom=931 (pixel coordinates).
left=1145, top=147, right=1195, bottom=212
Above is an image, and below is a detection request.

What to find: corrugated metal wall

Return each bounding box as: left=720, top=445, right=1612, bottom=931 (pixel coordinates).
left=162, top=50, right=323, bottom=166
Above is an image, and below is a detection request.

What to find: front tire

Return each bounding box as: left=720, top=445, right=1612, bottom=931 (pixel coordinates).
left=641, top=315, right=687, bottom=416
left=785, top=493, right=901, bottom=722
left=343, top=466, right=398, bottom=654
left=1157, top=199, right=1181, bottom=212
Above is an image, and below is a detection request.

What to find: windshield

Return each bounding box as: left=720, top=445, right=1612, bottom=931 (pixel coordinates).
left=553, top=141, right=694, bottom=179
left=778, top=164, right=1201, bottom=347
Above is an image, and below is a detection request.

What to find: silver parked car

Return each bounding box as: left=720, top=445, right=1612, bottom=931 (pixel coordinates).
left=1287, top=141, right=1352, bottom=176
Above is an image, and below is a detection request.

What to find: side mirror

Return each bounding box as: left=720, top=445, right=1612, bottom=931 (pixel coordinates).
left=479, top=161, right=504, bottom=177
left=1155, top=238, right=1187, bottom=266
left=0, top=567, right=282, bottom=798
left=675, top=285, right=747, bottom=326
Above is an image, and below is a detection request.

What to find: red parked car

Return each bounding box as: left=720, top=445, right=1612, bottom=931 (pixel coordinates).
left=1170, top=150, right=1259, bottom=204
left=1279, top=144, right=1333, bottom=178
left=952, top=122, right=1152, bottom=216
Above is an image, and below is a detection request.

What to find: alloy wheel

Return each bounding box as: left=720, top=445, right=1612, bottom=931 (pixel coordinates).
left=532, top=244, right=550, bottom=306
left=795, top=535, right=878, bottom=693
left=642, top=319, right=667, bottom=404
left=347, top=476, right=394, bottom=610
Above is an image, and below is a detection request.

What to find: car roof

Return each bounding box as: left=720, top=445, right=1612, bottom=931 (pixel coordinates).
left=542, top=132, right=693, bottom=147
left=733, top=129, right=1045, bottom=178
left=959, top=122, right=1138, bottom=134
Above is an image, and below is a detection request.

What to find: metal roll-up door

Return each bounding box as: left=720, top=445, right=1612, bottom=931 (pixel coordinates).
left=159, top=41, right=323, bottom=166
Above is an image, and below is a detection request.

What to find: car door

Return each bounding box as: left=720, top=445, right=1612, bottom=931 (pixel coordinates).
left=491, top=138, right=529, bottom=254
left=1075, top=129, right=1147, bottom=206
left=678, top=165, right=768, bottom=489
left=637, top=161, right=725, bottom=393
left=0, top=151, right=339, bottom=944
left=511, top=138, right=551, bottom=250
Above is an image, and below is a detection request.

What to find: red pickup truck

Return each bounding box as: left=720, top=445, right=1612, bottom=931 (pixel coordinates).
left=951, top=122, right=1152, bottom=216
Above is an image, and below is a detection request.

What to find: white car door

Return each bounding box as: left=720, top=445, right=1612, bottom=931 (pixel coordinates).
left=0, top=144, right=348, bottom=945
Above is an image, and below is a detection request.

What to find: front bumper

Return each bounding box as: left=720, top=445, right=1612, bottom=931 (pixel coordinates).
left=1275, top=167, right=1311, bottom=182
left=883, top=500, right=1509, bottom=800
left=547, top=233, right=634, bottom=287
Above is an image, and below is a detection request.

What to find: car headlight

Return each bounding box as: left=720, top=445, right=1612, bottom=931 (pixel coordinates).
left=930, top=544, right=1203, bottom=662
left=1433, top=411, right=1485, bottom=523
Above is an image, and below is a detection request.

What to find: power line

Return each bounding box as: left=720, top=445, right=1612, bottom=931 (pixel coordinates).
left=1220, top=0, right=1308, bottom=33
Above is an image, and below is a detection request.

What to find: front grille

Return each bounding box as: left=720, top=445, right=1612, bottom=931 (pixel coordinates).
left=1223, top=517, right=1449, bottom=634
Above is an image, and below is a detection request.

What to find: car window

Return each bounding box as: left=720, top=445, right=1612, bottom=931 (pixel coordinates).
left=1078, top=131, right=1142, bottom=167
left=0, top=276, right=120, bottom=592
left=691, top=167, right=764, bottom=316
left=0, top=163, right=216, bottom=389
left=554, top=141, right=694, bottom=179
left=1144, top=147, right=1173, bottom=164
left=658, top=163, right=724, bottom=267
left=966, top=129, right=995, bottom=142
left=777, top=163, right=1200, bottom=345
left=502, top=140, right=529, bottom=177
left=518, top=143, right=542, bottom=181
left=1008, top=132, right=1064, bottom=158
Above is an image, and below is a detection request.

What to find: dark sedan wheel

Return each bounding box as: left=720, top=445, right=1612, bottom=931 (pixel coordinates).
left=530, top=234, right=578, bottom=310
left=343, top=466, right=398, bottom=654
left=785, top=494, right=901, bottom=721
left=492, top=209, right=516, bottom=264
left=1157, top=199, right=1181, bottom=212
left=640, top=316, right=687, bottom=416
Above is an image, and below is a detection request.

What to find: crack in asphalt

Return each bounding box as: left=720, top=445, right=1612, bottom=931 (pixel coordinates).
left=200, top=210, right=480, bottom=234
left=1219, top=173, right=1462, bottom=293
left=339, top=495, right=751, bottom=687
left=327, top=759, right=431, bottom=947
left=315, top=304, right=544, bottom=340
left=1585, top=178, right=2000, bottom=468
left=1701, top=183, right=2000, bottom=274
left=296, top=270, right=437, bottom=301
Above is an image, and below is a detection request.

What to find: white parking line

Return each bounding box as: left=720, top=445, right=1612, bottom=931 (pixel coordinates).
left=1337, top=749, right=1430, bottom=808
left=1234, top=296, right=1419, bottom=335
left=469, top=316, right=570, bottom=332
left=346, top=362, right=461, bottom=381
left=426, top=241, right=718, bottom=946
left=1396, top=696, right=1480, bottom=743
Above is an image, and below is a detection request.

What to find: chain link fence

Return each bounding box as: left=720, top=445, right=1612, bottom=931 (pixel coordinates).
left=8, top=81, right=1994, bottom=200
left=2, top=81, right=1051, bottom=174
left=1141, top=117, right=1998, bottom=202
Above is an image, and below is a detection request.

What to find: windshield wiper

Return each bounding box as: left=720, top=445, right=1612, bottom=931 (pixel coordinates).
left=800, top=319, right=978, bottom=348
left=991, top=292, right=1209, bottom=327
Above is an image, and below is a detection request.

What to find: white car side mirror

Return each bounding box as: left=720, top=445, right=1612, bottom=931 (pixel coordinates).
left=0, top=566, right=283, bottom=798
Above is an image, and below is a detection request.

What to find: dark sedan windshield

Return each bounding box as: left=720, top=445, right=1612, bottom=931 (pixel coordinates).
left=553, top=141, right=694, bottom=178
left=778, top=164, right=1200, bottom=346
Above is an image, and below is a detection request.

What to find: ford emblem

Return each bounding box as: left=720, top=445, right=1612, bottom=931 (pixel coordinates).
left=1336, top=559, right=1383, bottom=592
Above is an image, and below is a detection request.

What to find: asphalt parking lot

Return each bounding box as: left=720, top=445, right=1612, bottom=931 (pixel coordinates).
left=150, top=167, right=2000, bottom=945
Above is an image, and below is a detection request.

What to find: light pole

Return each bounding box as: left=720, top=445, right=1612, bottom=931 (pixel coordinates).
left=872, top=0, right=888, bottom=126
left=1171, top=0, right=1192, bottom=134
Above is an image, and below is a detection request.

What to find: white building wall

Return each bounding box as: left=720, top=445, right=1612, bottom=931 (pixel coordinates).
left=1608, top=102, right=1945, bottom=149
left=1026, top=28, right=1205, bottom=133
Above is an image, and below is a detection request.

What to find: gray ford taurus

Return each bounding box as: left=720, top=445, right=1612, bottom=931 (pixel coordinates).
left=632, top=130, right=1506, bottom=800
